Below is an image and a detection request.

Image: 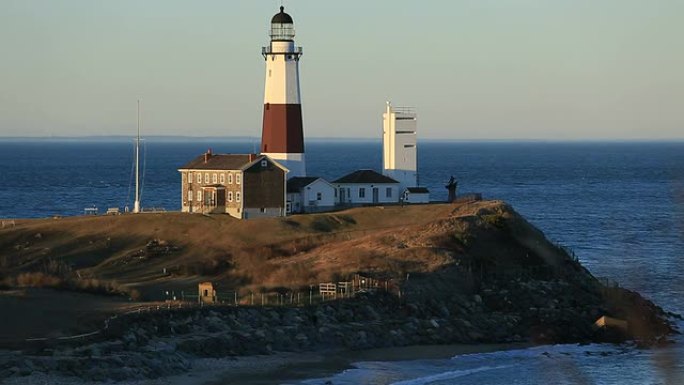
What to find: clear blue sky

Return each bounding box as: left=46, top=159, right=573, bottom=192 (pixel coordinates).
left=1, top=0, right=682, bottom=140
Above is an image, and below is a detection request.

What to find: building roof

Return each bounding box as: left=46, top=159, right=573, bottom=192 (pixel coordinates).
left=271, top=6, right=293, bottom=24
left=332, top=170, right=399, bottom=184
left=287, top=177, right=320, bottom=193
left=406, top=187, right=430, bottom=194
left=179, top=153, right=258, bottom=171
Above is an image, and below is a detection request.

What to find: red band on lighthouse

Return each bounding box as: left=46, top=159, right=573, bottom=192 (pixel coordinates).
left=260, top=6, right=306, bottom=177
left=262, top=104, right=304, bottom=153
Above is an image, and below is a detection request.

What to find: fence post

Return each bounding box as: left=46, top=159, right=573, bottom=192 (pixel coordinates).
left=251, top=292, right=254, bottom=306
left=234, top=291, right=238, bottom=306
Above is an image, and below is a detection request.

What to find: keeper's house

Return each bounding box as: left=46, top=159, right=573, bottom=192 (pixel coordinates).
left=333, top=169, right=400, bottom=205
left=178, top=150, right=288, bottom=219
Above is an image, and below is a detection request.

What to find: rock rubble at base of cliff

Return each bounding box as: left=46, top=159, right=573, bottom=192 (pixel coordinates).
left=1, top=282, right=676, bottom=383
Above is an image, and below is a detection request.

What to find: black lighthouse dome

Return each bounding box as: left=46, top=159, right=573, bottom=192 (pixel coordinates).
left=271, top=6, right=293, bottom=24
left=270, top=6, right=295, bottom=41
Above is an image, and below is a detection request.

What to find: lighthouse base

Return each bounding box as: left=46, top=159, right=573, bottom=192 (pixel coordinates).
left=262, top=152, right=306, bottom=178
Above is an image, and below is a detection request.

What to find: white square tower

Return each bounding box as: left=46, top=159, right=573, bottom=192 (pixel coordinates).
left=383, top=102, right=418, bottom=191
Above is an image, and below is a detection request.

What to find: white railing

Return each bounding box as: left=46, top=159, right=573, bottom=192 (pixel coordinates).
left=261, top=46, right=303, bottom=56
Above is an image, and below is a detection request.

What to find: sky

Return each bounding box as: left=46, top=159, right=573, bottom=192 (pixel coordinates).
left=0, top=0, right=682, bottom=140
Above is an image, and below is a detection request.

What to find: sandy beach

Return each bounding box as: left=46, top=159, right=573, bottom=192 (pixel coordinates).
left=209, top=343, right=529, bottom=385
left=2, top=344, right=527, bottom=385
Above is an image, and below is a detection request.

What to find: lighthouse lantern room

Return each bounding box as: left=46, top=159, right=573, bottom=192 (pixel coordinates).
left=261, top=6, right=306, bottom=177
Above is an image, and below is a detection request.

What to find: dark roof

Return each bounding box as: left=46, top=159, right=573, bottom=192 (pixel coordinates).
left=332, top=170, right=399, bottom=184
left=179, top=153, right=258, bottom=170
left=287, top=177, right=320, bottom=193
left=407, top=187, right=430, bottom=194
left=271, top=6, right=294, bottom=24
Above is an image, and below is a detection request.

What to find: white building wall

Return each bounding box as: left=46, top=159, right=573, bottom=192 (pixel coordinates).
left=286, top=192, right=301, bottom=213
left=383, top=102, right=418, bottom=191
left=404, top=192, right=430, bottom=204
left=300, top=180, right=336, bottom=211
left=287, top=179, right=336, bottom=213
left=336, top=183, right=400, bottom=205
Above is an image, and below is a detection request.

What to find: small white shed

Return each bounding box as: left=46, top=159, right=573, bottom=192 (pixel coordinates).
left=287, top=177, right=337, bottom=214
left=403, top=187, right=430, bottom=204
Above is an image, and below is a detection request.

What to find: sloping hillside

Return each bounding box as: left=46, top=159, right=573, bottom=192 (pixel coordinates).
left=2, top=202, right=513, bottom=296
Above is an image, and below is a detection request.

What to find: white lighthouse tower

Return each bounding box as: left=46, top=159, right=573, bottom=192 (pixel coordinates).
left=383, top=102, right=418, bottom=191
left=260, top=6, right=306, bottom=177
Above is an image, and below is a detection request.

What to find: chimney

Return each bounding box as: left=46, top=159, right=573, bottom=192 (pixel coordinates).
left=204, top=149, right=212, bottom=164
left=249, top=154, right=255, bottom=162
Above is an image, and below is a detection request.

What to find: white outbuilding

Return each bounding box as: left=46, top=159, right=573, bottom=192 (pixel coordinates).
left=333, top=169, right=400, bottom=205
left=402, top=187, right=430, bottom=204
left=287, top=177, right=337, bottom=214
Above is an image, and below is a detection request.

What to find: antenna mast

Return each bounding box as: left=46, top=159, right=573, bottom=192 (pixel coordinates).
left=133, top=100, right=141, bottom=213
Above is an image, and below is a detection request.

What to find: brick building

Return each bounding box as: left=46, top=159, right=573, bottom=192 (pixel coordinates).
left=178, top=150, right=287, bottom=219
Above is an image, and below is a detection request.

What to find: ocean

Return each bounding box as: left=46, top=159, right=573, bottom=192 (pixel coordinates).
left=1, top=139, right=683, bottom=384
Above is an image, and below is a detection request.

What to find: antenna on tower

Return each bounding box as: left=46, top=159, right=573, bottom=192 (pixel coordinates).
left=133, top=100, right=141, bottom=214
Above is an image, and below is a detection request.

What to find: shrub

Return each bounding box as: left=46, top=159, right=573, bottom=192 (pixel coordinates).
left=337, top=215, right=356, bottom=225
left=452, top=232, right=472, bottom=247
left=10, top=272, right=140, bottom=300
left=482, top=214, right=506, bottom=229
left=310, top=217, right=335, bottom=232
left=16, top=272, right=63, bottom=288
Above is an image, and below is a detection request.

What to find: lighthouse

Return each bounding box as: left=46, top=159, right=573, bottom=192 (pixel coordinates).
left=261, top=6, right=306, bottom=177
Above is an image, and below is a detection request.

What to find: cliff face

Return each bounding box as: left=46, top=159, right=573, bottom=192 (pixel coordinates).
left=0, top=201, right=678, bottom=381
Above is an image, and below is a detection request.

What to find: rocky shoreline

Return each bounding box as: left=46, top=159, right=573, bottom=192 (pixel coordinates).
left=1, top=280, right=677, bottom=383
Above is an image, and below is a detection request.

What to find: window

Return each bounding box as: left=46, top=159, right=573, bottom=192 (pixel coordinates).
left=236, top=192, right=241, bottom=202
left=204, top=173, right=209, bottom=184
left=260, top=208, right=266, bottom=213
left=212, top=173, right=218, bottom=184
left=228, top=191, right=233, bottom=202
left=317, top=192, right=322, bottom=201
left=359, top=188, right=366, bottom=198
left=261, top=160, right=268, bottom=167
left=197, top=190, right=202, bottom=201
left=228, top=173, right=233, bottom=184
left=188, top=190, right=193, bottom=201
left=196, top=173, right=201, bottom=184
left=236, top=173, right=241, bottom=184
left=188, top=173, right=192, bottom=184
left=219, top=174, right=225, bottom=184
left=386, top=187, right=392, bottom=198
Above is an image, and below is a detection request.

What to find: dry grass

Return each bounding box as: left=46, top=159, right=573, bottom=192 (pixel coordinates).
left=4, top=271, right=141, bottom=300
left=0, top=201, right=535, bottom=299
